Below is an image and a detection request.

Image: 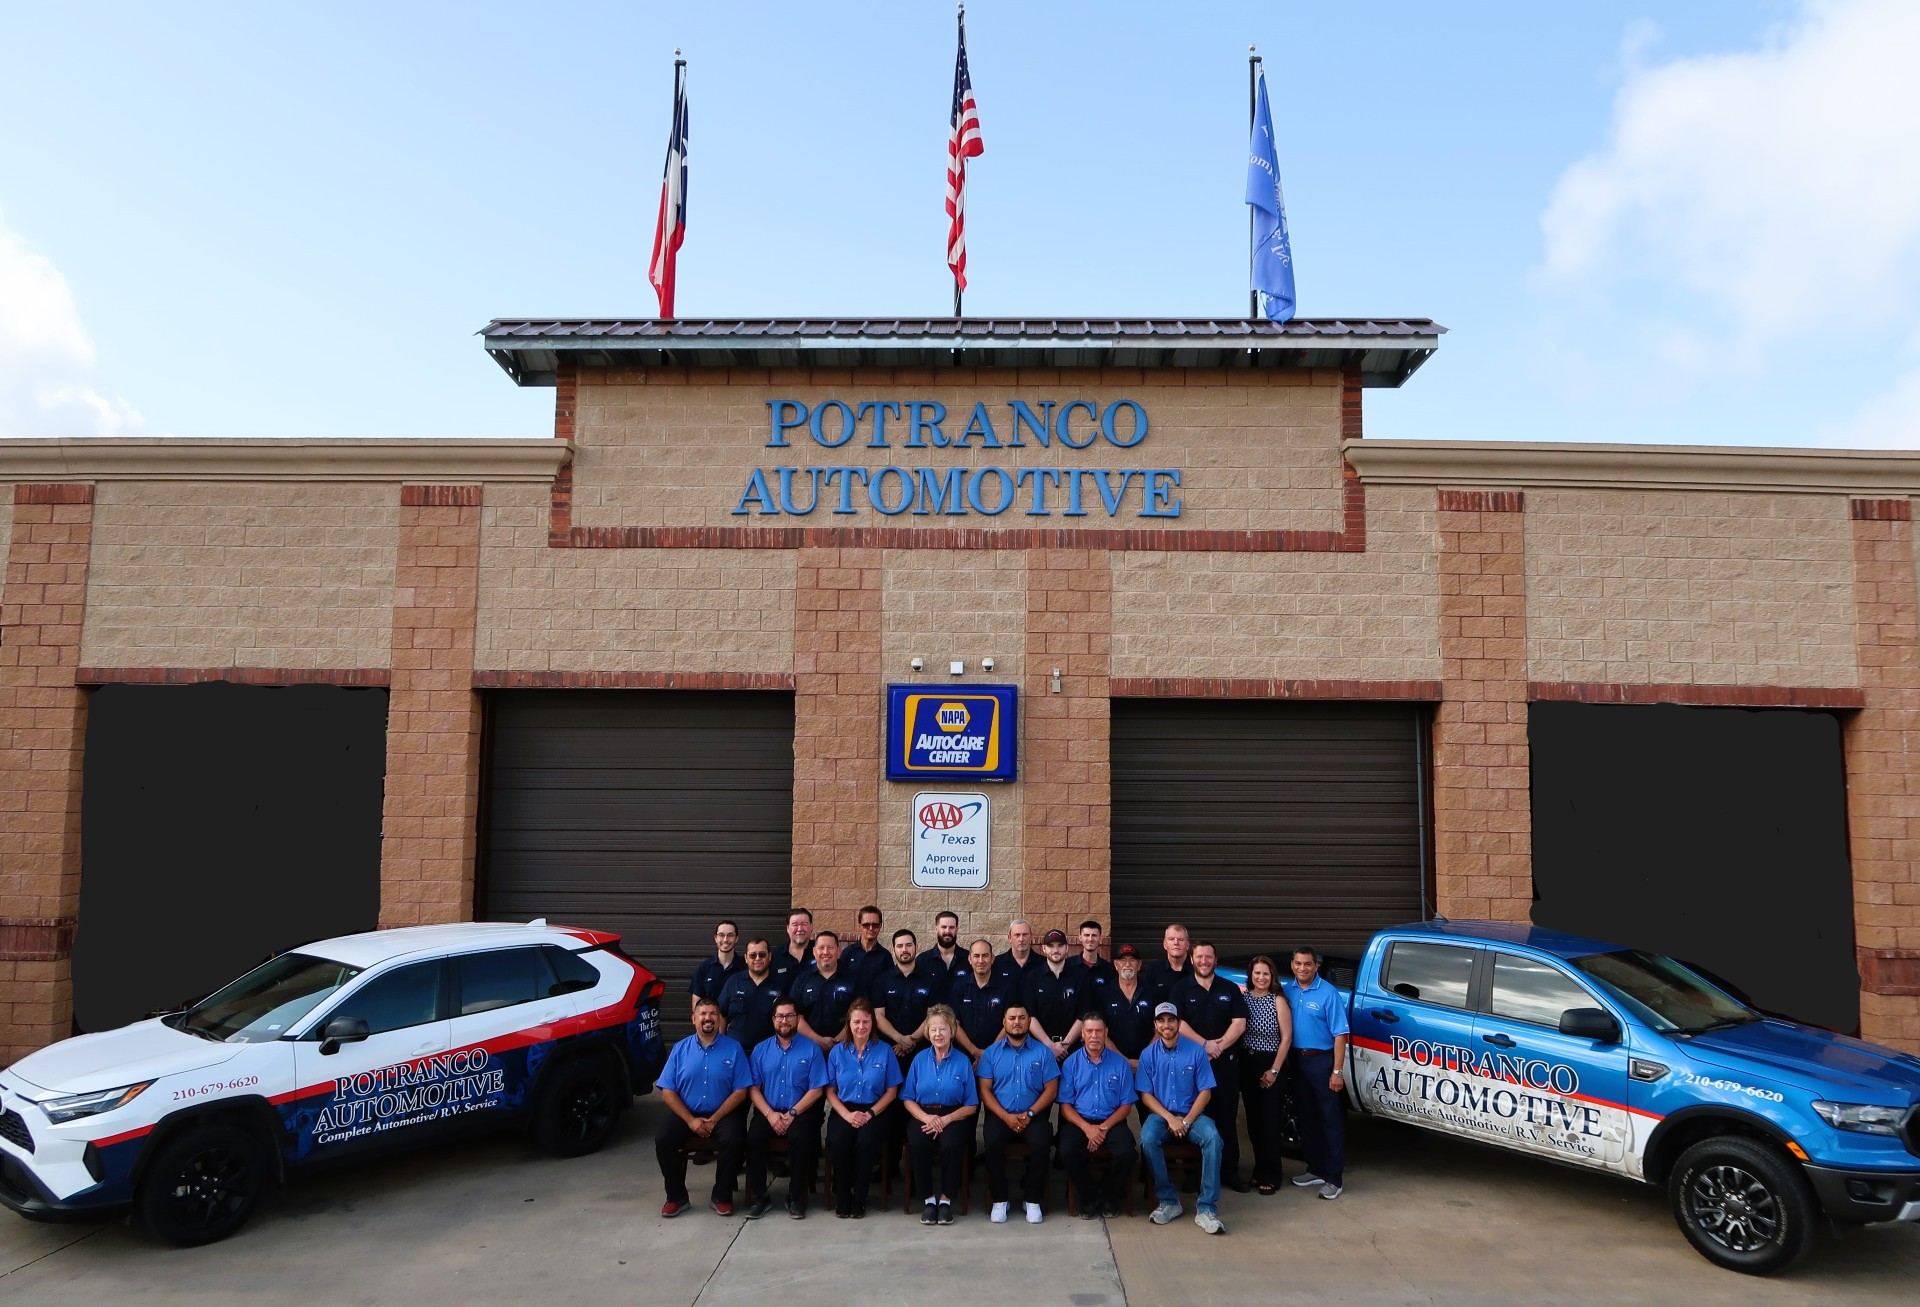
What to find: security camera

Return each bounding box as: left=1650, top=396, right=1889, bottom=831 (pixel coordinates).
left=981, top=657, right=995, bottom=671
left=910, top=657, right=924, bottom=672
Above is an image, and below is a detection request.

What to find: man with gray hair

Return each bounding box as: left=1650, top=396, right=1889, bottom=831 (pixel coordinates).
left=992, top=918, right=1043, bottom=989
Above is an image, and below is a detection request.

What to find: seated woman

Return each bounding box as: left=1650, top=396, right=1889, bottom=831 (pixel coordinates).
left=901, top=1004, right=978, bottom=1225
left=825, top=997, right=903, bottom=1218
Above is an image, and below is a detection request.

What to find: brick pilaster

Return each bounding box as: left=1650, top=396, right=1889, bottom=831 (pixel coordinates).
left=1432, top=490, right=1531, bottom=921
left=1024, top=549, right=1112, bottom=934
left=1845, top=497, right=1920, bottom=1051
left=791, top=547, right=882, bottom=934
left=0, top=484, right=93, bottom=1064
left=379, top=486, right=484, bottom=927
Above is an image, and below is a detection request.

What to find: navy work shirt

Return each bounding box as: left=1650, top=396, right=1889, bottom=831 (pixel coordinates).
left=1141, top=958, right=1192, bottom=1008
left=918, top=947, right=971, bottom=1002
left=689, top=954, right=744, bottom=1005
left=949, top=974, right=1010, bottom=1052
left=790, top=967, right=861, bottom=1040
left=871, top=964, right=938, bottom=1043
left=992, top=948, right=1044, bottom=991
left=716, top=969, right=785, bottom=1050
left=1022, top=965, right=1086, bottom=1043
left=1174, top=974, right=1250, bottom=1046
left=769, top=946, right=814, bottom=996
left=1065, top=954, right=1117, bottom=993
left=1087, top=977, right=1157, bottom=1060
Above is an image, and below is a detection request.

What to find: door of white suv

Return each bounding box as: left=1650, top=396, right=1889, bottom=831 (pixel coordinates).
left=290, top=958, right=452, bottom=1158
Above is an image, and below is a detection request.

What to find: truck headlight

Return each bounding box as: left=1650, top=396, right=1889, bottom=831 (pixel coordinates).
left=1811, top=1101, right=1906, bottom=1137
left=41, top=1081, right=153, bottom=1124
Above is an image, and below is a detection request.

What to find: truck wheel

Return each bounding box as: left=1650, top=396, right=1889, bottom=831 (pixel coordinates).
left=137, top=1122, right=265, bottom=1246
left=534, top=1055, right=622, bottom=1157
left=1668, top=1135, right=1815, bottom=1275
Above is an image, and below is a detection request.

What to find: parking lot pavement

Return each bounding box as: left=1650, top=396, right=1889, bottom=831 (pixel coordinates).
left=1, top=1103, right=1914, bottom=1306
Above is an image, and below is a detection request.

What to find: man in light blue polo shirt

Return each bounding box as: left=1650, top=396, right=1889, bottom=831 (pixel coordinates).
left=744, top=997, right=828, bottom=1220
left=1283, top=946, right=1351, bottom=1199
left=1057, top=1012, right=1138, bottom=1219
left=975, top=1002, right=1060, bottom=1224
left=1136, top=1001, right=1226, bottom=1234
left=655, top=997, right=754, bottom=1218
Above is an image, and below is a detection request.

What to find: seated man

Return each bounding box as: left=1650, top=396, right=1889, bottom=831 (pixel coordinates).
left=654, top=996, right=753, bottom=1218
left=975, top=1002, right=1059, bottom=1225
left=1056, top=1013, right=1138, bottom=1219
left=1136, top=1001, right=1226, bottom=1235
left=744, top=997, right=828, bottom=1219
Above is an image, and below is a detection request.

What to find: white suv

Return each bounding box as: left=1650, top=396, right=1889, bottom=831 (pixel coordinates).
left=0, top=921, right=665, bottom=1245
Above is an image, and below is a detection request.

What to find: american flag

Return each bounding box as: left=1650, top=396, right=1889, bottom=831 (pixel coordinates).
left=649, top=58, right=689, bottom=318
left=946, top=10, right=983, bottom=299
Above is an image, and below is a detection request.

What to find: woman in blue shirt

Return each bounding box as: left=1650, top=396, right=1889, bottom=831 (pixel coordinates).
left=901, top=1004, right=977, bottom=1225
left=825, top=997, right=902, bottom=1218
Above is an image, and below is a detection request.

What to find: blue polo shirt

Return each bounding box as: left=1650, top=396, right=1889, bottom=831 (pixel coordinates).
left=1282, top=975, right=1350, bottom=1051
left=1135, top=1035, right=1215, bottom=1116
left=826, top=1039, right=904, bottom=1106
left=974, top=1036, right=1060, bottom=1114
left=949, top=973, right=1010, bottom=1052
left=716, top=970, right=785, bottom=1050
left=749, top=1034, right=828, bottom=1112
left=1058, top=1047, right=1138, bottom=1122
left=657, top=1032, right=753, bottom=1115
left=902, top=1047, right=978, bottom=1110
left=790, top=967, right=861, bottom=1039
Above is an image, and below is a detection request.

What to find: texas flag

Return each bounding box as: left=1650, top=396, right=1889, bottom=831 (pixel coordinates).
left=649, top=60, right=689, bottom=318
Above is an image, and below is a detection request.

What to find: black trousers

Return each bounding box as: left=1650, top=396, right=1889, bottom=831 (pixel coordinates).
left=1204, top=1050, right=1241, bottom=1184
left=1289, top=1050, right=1346, bottom=1186
left=825, top=1105, right=886, bottom=1206
left=1239, top=1050, right=1287, bottom=1186
left=744, top=1104, right=822, bottom=1204
left=654, top=1111, right=746, bottom=1205
left=981, top=1112, right=1053, bottom=1205
left=1057, top=1118, right=1137, bottom=1208
left=905, top=1115, right=970, bottom=1201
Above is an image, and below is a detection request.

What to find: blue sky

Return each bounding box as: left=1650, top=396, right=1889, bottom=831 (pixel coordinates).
left=2, top=1, right=1916, bottom=448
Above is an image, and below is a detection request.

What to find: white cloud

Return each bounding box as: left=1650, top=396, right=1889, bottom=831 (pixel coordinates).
left=1815, top=366, right=1920, bottom=448
left=0, top=210, right=143, bottom=438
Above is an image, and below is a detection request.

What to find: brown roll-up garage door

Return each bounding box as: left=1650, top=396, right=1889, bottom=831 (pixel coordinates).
left=1111, top=699, right=1428, bottom=960
left=479, top=690, right=794, bottom=1013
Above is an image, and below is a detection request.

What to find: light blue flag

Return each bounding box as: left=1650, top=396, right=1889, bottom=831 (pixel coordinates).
left=1245, top=69, right=1296, bottom=322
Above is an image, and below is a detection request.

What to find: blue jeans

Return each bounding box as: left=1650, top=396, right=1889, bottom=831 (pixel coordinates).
left=1140, top=1112, right=1223, bottom=1212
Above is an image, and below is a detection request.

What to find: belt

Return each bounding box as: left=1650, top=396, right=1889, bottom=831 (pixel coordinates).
left=1295, top=1048, right=1333, bottom=1056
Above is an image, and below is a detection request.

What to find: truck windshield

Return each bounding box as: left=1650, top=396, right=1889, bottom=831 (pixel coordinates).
left=1570, top=950, right=1754, bottom=1034
left=164, top=953, right=362, bottom=1044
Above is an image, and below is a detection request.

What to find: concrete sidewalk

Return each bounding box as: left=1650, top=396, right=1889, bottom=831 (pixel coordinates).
left=1, top=1103, right=1913, bottom=1305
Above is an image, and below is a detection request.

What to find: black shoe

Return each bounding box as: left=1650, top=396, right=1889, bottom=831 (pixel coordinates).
left=851, top=1202, right=866, bottom=1219
left=787, top=1196, right=807, bottom=1220
left=921, top=1202, right=938, bottom=1225
left=1225, top=1177, right=1252, bottom=1194
left=1078, top=1197, right=1102, bottom=1220
left=835, top=1199, right=851, bottom=1219
left=746, top=1195, right=772, bottom=1220
left=936, top=1201, right=954, bottom=1225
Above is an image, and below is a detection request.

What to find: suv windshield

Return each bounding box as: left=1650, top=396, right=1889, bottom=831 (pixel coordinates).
left=165, top=953, right=362, bottom=1043
left=1571, top=949, right=1754, bottom=1034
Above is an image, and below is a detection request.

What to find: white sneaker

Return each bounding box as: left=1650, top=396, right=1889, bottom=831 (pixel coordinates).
left=1290, top=1172, right=1323, bottom=1188
left=1195, top=1209, right=1225, bottom=1235
left=1318, top=1183, right=1342, bottom=1200
left=989, top=1201, right=1009, bottom=1223
left=1025, top=1202, right=1043, bottom=1225
left=1149, top=1200, right=1182, bottom=1225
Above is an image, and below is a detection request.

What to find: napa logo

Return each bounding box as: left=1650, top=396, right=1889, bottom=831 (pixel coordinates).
left=937, top=702, right=971, bottom=732
left=887, top=685, right=1018, bottom=782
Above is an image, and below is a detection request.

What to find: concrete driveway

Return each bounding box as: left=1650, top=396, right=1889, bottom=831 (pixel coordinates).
left=2, top=1102, right=1914, bottom=1306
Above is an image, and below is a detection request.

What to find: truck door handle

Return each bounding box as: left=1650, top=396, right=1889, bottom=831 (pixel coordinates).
left=1368, top=1009, right=1400, bottom=1023
left=1481, top=1033, right=1516, bottom=1049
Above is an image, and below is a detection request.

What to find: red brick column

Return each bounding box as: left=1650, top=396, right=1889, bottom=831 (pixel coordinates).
left=0, top=484, right=93, bottom=1064
left=1844, top=498, right=1920, bottom=1051
left=791, top=547, right=881, bottom=934
left=1432, top=490, right=1531, bottom=922
left=1024, top=548, right=1112, bottom=935
left=379, top=486, right=484, bottom=927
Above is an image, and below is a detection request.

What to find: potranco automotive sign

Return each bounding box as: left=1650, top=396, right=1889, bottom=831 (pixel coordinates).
left=886, top=684, right=1017, bottom=782
left=911, top=792, right=990, bottom=889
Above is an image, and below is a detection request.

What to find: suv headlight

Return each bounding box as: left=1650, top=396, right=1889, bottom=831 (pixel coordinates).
left=41, top=1081, right=153, bottom=1125
left=1811, top=1101, right=1906, bottom=1136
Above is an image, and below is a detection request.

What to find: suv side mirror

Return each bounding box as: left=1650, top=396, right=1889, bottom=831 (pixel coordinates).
left=319, top=1015, right=371, bottom=1056
left=1558, top=1007, right=1621, bottom=1043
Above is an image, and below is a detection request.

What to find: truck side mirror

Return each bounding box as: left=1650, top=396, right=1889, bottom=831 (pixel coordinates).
left=1558, top=1007, right=1620, bottom=1043
left=319, top=1015, right=371, bottom=1055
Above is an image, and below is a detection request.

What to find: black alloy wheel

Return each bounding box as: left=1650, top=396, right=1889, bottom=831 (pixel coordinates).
left=1668, top=1135, right=1815, bottom=1275
left=138, top=1123, right=264, bottom=1246
left=534, top=1057, right=622, bottom=1157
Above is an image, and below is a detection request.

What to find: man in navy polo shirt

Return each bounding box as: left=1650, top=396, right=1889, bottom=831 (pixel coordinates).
left=1175, top=941, right=1251, bottom=1192
left=872, top=929, right=936, bottom=1060
left=992, top=918, right=1044, bottom=990
left=842, top=904, right=889, bottom=993
left=1141, top=922, right=1192, bottom=1008
left=744, top=997, right=828, bottom=1220
left=1284, top=946, right=1350, bottom=1200
left=1064, top=919, right=1116, bottom=992
left=655, top=997, right=754, bottom=1218
left=791, top=931, right=861, bottom=1050
left=717, top=938, right=784, bottom=1051
left=770, top=907, right=814, bottom=994
left=1088, top=944, right=1155, bottom=1066
left=950, top=939, right=1009, bottom=1058
left=1024, top=929, right=1086, bottom=1059
left=688, top=919, right=743, bottom=1020
left=920, top=909, right=970, bottom=1000
left=975, top=1003, right=1060, bottom=1225
left=1056, top=1012, right=1138, bottom=1219
left=1137, top=1002, right=1226, bottom=1235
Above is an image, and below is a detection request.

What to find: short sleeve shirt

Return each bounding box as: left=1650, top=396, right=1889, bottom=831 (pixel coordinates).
left=1140, top=959, right=1192, bottom=1009
left=841, top=942, right=889, bottom=994
left=1058, top=1048, right=1138, bottom=1122
left=991, top=948, right=1044, bottom=991
left=748, top=1035, right=828, bottom=1112
left=657, top=1032, right=753, bottom=1116
left=689, top=954, right=745, bottom=1005
left=1087, top=976, right=1156, bottom=1060
left=1022, top=966, right=1087, bottom=1041
left=975, top=1037, right=1061, bottom=1115
left=870, top=964, right=938, bottom=1040
left=950, top=974, right=1011, bottom=1052
left=918, top=948, right=971, bottom=1002
left=1134, top=1035, right=1215, bottom=1117
left=902, top=1047, right=978, bottom=1111
left=1282, top=975, right=1350, bottom=1051
left=1065, top=955, right=1117, bottom=993
left=790, top=967, right=862, bottom=1040
left=826, top=1039, right=904, bottom=1105
left=768, top=947, right=814, bottom=996
left=716, top=970, right=785, bottom=1051
left=1173, top=975, right=1249, bottom=1044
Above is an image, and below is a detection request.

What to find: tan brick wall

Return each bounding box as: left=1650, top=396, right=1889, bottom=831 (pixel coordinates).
left=0, top=486, right=93, bottom=1063
left=0, top=491, right=11, bottom=608
left=877, top=551, right=1027, bottom=942
left=379, top=491, right=483, bottom=927
left=791, top=548, right=882, bottom=936
left=1110, top=485, right=1440, bottom=682
left=569, top=368, right=1346, bottom=533
left=1433, top=494, right=1531, bottom=922
left=82, top=481, right=396, bottom=670
left=1526, top=489, right=1857, bottom=688
left=475, top=483, right=795, bottom=674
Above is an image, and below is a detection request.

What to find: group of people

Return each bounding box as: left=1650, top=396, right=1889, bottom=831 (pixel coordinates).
left=652, top=906, right=1351, bottom=1237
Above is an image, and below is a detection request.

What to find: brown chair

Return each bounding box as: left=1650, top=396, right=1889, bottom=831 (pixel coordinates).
left=1064, top=1144, right=1136, bottom=1217
left=1145, top=1139, right=1203, bottom=1207
left=901, top=1145, right=973, bottom=1214
left=977, top=1138, right=1049, bottom=1213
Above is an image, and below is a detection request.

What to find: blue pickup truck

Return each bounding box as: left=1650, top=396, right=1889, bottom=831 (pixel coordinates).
left=1227, top=921, right=1920, bottom=1274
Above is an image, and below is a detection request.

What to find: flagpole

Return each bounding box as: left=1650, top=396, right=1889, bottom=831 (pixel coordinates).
left=954, top=4, right=966, bottom=320
left=1248, top=46, right=1261, bottom=319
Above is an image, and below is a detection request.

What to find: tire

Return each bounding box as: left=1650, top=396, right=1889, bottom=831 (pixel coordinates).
left=1668, top=1135, right=1816, bottom=1275
left=533, top=1055, right=623, bottom=1157
left=137, top=1122, right=265, bottom=1247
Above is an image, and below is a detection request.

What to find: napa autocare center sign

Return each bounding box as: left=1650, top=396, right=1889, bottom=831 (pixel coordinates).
left=733, top=399, right=1182, bottom=519
left=912, top=793, right=990, bottom=889
left=886, top=685, right=1017, bottom=782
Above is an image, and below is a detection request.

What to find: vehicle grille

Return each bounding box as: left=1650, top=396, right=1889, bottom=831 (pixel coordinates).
left=0, top=1108, right=32, bottom=1155
left=1903, top=1106, right=1919, bottom=1159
